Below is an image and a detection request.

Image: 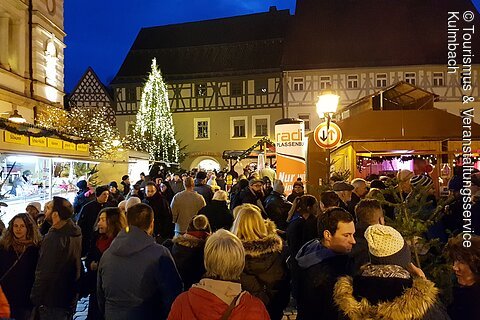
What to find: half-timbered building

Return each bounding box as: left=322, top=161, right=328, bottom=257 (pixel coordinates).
left=282, top=0, right=480, bottom=130
left=67, top=67, right=116, bottom=126
left=111, top=6, right=291, bottom=169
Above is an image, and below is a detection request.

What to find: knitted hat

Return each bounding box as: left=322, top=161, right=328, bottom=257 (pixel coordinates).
left=249, top=177, right=264, bottom=186
left=293, top=181, right=304, bottom=188
left=187, top=215, right=211, bottom=233
left=76, top=180, right=88, bottom=190
left=26, top=202, right=41, bottom=213
left=273, top=180, right=285, bottom=194
left=109, top=181, right=118, bottom=188
left=410, top=175, right=433, bottom=189
left=95, top=185, right=109, bottom=197
left=364, top=224, right=411, bottom=268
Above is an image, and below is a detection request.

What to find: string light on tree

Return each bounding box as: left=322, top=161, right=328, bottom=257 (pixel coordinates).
left=133, top=58, right=180, bottom=163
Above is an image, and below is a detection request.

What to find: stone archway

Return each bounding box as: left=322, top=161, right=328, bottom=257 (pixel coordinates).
left=190, top=156, right=221, bottom=172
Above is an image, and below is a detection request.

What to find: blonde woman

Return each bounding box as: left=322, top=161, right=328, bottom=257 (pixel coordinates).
left=168, top=229, right=269, bottom=320
left=231, top=204, right=290, bottom=320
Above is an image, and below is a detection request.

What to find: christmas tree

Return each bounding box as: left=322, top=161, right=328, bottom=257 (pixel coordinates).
left=133, top=58, right=180, bottom=163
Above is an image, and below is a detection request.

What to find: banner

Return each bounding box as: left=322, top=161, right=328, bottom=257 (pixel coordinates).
left=275, top=118, right=306, bottom=193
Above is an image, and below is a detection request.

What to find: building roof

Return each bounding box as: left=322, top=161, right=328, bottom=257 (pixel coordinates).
left=112, top=7, right=291, bottom=84
left=282, top=0, right=479, bottom=70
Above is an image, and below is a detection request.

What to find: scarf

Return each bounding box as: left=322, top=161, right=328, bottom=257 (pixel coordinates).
left=12, top=238, right=33, bottom=255
left=186, top=231, right=210, bottom=240
left=96, top=235, right=114, bottom=253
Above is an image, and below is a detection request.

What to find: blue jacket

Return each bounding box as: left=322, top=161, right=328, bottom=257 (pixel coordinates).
left=97, top=226, right=183, bottom=320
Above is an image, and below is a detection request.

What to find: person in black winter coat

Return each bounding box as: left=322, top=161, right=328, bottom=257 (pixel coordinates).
left=31, top=197, right=82, bottom=320
left=73, top=180, right=95, bottom=216
left=231, top=204, right=290, bottom=320
left=84, top=207, right=127, bottom=320
left=198, top=190, right=233, bottom=231
left=0, top=214, right=40, bottom=320
left=77, top=185, right=110, bottom=257
left=295, top=207, right=355, bottom=320
left=264, top=180, right=292, bottom=232
left=108, top=181, right=125, bottom=207
left=143, top=182, right=174, bottom=242
left=446, top=235, right=480, bottom=320
left=231, top=178, right=267, bottom=217
left=334, top=224, right=450, bottom=320
left=286, top=195, right=319, bottom=260
left=193, top=171, right=214, bottom=204
left=164, top=215, right=211, bottom=289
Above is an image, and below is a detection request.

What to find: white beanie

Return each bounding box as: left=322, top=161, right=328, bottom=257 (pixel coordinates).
left=364, top=224, right=411, bottom=268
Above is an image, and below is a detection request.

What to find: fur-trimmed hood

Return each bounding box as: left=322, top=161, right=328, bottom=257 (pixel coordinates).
left=242, top=234, right=283, bottom=258
left=334, top=276, right=441, bottom=320
left=172, top=234, right=206, bottom=248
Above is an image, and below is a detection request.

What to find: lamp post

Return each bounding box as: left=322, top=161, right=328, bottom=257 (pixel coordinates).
left=316, top=89, right=339, bottom=185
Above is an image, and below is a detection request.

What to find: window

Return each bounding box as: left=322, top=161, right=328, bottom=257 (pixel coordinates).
left=375, top=73, right=387, bottom=88
left=196, top=83, right=207, bottom=97
left=125, top=87, right=136, bottom=102
left=255, top=79, right=268, bottom=95
left=298, top=114, right=310, bottom=131
left=433, top=72, right=444, bottom=87
left=252, top=115, right=270, bottom=137
left=194, top=118, right=210, bottom=140
left=293, top=77, right=304, bottom=91
left=346, top=75, right=358, bottom=89
left=404, top=72, right=416, bottom=85
left=230, top=81, right=243, bottom=96
left=319, top=76, right=331, bottom=90
left=126, top=121, right=136, bottom=135
left=230, top=116, right=247, bottom=139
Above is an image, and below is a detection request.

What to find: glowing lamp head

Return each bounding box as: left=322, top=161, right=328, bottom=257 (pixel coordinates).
left=316, top=92, right=339, bottom=117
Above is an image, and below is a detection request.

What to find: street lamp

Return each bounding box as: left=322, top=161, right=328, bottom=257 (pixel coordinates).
left=316, top=88, right=339, bottom=185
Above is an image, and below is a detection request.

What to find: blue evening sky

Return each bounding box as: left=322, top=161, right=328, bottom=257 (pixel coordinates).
left=64, top=0, right=480, bottom=93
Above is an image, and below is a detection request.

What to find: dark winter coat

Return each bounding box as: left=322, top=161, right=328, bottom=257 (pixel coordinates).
left=194, top=182, right=214, bottom=204
left=334, top=271, right=451, bottom=320
left=108, top=191, right=125, bottom=207
left=169, top=180, right=184, bottom=195
left=121, top=181, right=130, bottom=196
left=143, top=192, right=174, bottom=240
left=31, top=219, right=82, bottom=309
left=73, top=189, right=95, bottom=215
left=232, top=187, right=266, bottom=217
left=264, top=191, right=292, bottom=231
left=167, top=235, right=206, bottom=290
left=77, top=199, right=107, bottom=256
left=448, top=282, right=480, bottom=320
left=197, top=200, right=233, bottom=232
left=97, top=226, right=183, bottom=320
left=349, top=222, right=370, bottom=274
left=347, top=193, right=360, bottom=221
left=287, top=191, right=304, bottom=203
left=0, top=245, right=39, bottom=310
left=286, top=214, right=318, bottom=259
left=295, top=239, right=353, bottom=320
left=241, top=234, right=290, bottom=320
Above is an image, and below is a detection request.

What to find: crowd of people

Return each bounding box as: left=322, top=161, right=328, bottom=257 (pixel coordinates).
left=0, top=167, right=478, bottom=320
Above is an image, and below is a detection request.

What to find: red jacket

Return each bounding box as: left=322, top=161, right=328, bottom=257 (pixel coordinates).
left=168, top=287, right=270, bottom=320
left=0, top=285, right=10, bottom=318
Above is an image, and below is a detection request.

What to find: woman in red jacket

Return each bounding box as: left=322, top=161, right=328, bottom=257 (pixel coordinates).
left=168, top=229, right=269, bottom=320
